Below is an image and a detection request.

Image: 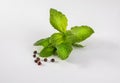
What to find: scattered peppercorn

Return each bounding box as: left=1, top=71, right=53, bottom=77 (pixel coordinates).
left=34, top=59, right=38, bottom=63
left=33, top=54, right=36, bottom=58
left=33, top=50, right=37, bottom=54
left=38, top=61, right=42, bottom=65
left=51, top=58, right=55, bottom=62
left=44, top=58, right=48, bottom=62
left=36, top=57, right=40, bottom=61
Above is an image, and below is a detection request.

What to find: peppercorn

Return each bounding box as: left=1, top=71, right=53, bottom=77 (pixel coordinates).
left=38, top=62, right=42, bottom=65
left=36, top=57, right=40, bottom=61
left=33, top=50, right=37, bottom=54
left=51, top=58, right=55, bottom=62
left=34, top=59, right=38, bottom=63
left=33, top=54, right=36, bottom=58
left=44, top=58, right=48, bottom=62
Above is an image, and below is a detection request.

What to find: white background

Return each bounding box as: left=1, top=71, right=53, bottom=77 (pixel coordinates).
left=0, top=0, right=120, bottom=83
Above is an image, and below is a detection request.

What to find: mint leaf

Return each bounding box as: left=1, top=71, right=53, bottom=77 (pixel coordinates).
left=50, top=8, right=68, bottom=33
left=56, top=43, right=72, bottom=60
left=49, top=33, right=64, bottom=46
left=72, top=43, right=84, bottom=48
left=34, top=37, right=50, bottom=47
left=71, top=26, right=94, bottom=42
left=65, top=30, right=77, bottom=44
left=39, top=46, right=55, bottom=57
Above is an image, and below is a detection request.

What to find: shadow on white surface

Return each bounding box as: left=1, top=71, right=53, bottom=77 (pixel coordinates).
left=66, top=38, right=120, bottom=68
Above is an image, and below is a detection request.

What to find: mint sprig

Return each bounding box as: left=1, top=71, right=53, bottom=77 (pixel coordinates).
left=34, top=8, right=94, bottom=60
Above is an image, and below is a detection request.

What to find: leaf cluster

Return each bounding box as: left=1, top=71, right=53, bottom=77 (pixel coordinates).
left=34, top=8, right=94, bottom=60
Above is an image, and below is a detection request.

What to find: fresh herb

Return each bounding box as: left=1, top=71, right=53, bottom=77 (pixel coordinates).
left=34, top=8, right=94, bottom=60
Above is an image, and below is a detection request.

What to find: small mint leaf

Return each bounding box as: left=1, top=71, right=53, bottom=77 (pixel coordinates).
left=50, top=8, right=68, bottom=33
left=65, top=30, right=77, bottom=44
left=39, top=46, right=55, bottom=57
left=71, top=26, right=94, bottom=42
left=34, top=37, right=50, bottom=47
left=49, top=33, right=64, bottom=46
left=72, top=43, right=84, bottom=48
left=56, top=43, right=72, bottom=60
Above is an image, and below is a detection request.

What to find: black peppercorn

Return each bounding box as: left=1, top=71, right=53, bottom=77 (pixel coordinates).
left=51, top=58, right=55, bottom=62
left=44, top=58, right=48, bottom=62
left=33, top=54, right=36, bottom=58
left=33, top=50, right=37, bottom=54
left=34, top=59, right=38, bottom=63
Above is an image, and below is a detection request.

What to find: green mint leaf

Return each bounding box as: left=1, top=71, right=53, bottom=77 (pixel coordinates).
left=34, top=37, right=50, bottom=47
left=72, top=43, right=84, bottom=48
left=39, top=46, right=55, bottom=57
left=49, top=33, right=65, bottom=46
left=50, top=8, right=68, bottom=33
left=65, top=30, right=77, bottom=44
left=71, top=26, right=94, bottom=42
left=56, top=43, right=72, bottom=60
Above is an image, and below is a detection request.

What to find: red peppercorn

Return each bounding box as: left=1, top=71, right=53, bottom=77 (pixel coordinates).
left=36, top=57, right=40, bottom=61
left=44, top=58, right=47, bottom=62
left=38, top=62, right=42, bottom=65
left=51, top=58, right=55, bottom=62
